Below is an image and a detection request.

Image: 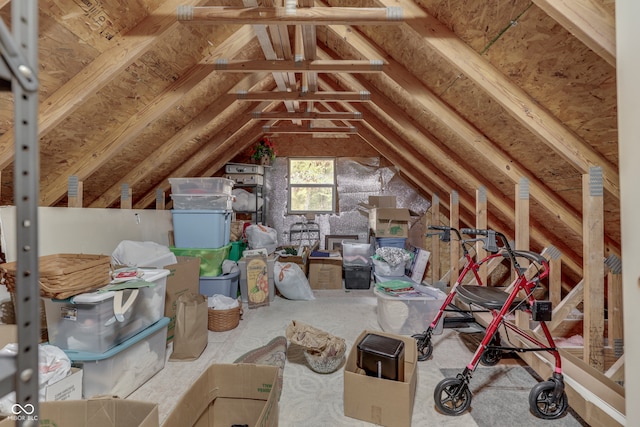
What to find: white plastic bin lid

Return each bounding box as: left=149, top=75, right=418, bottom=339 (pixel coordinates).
left=63, top=317, right=169, bottom=361
left=68, top=269, right=169, bottom=304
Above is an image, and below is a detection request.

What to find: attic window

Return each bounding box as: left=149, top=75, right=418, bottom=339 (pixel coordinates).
left=288, top=157, right=336, bottom=214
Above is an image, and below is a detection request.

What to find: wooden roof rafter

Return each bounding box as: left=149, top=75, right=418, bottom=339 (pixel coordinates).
left=321, top=20, right=619, bottom=255
left=375, top=0, right=620, bottom=199
left=39, top=25, right=260, bottom=206
left=532, top=0, right=616, bottom=67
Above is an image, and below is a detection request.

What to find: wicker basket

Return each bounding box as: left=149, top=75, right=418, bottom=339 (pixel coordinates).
left=1, top=253, right=112, bottom=299
left=207, top=302, right=242, bottom=332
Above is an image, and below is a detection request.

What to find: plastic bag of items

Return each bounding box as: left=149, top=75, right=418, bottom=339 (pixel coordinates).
left=372, top=247, right=412, bottom=277
left=245, top=224, right=278, bottom=254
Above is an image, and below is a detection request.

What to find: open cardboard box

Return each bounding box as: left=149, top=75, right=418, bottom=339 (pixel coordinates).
left=0, top=324, right=83, bottom=402
left=369, top=208, right=412, bottom=238
left=162, top=363, right=279, bottom=427
left=0, top=398, right=158, bottom=427
left=344, top=330, right=418, bottom=427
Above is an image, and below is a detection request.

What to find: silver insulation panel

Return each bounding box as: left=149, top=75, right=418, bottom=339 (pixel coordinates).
left=264, top=157, right=431, bottom=249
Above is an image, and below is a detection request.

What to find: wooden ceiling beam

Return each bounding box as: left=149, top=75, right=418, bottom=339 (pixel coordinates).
left=377, top=0, right=619, bottom=199
left=213, top=59, right=384, bottom=73
left=532, top=0, right=615, bottom=68
left=176, top=6, right=404, bottom=25
left=262, top=124, right=357, bottom=134
left=236, top=90, right=371, bottom=101
left=252, top=111, right=362, bottom=120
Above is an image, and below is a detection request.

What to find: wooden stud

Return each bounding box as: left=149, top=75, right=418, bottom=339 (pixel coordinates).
left=430, top=194, right=441, bottom=285
left=449, top=191, right=460, bottom=290
left=605, top=255, right=623, bottom=353
left=121, top=184, right=132, bottom=210
left=155, top=188, right=165, bottom=210
left=582, top=166, right=605, bottom=371
left=475, top=186, right=488, bottom=284
left=546, top=246, right=563, bottom=309
left=67, top=176, right=83, bottom=208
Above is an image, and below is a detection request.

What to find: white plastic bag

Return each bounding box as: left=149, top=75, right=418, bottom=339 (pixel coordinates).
left=274, top=261, right=315, bottom=301
left=246, top=224, right=278, bottom=254
left=111, top=240, right=176, bottom=267
left=232, top=188, right=263, bottom=211
left=0, top=343, right=71, bottom=414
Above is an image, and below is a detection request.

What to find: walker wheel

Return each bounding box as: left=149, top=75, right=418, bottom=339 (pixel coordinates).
left=434, top=377, right=472, bottom=416
left=528, top=380, right=568, bottom=419
left=412, top=333, right=433, bottom=361
left=479, top=348, right=501, bottom=366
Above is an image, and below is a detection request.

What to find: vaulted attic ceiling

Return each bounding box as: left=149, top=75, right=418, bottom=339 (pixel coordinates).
left=0, top=0, right=617, bottom=285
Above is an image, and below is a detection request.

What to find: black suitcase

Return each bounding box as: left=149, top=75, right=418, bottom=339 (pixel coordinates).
left=356, top=333, right=405, bottom=381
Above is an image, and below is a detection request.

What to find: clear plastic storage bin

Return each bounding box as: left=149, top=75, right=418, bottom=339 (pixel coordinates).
left=44, top=269, right=170, bottom=353
left=171, top=194, right=234, bottom=210
left=375, top=287, right=447, bottom=335
left=64, top=317, right=169, bottom=398
left=342, top=240, right=372, bottom=266
left=169, top=177, right=234, bottom=195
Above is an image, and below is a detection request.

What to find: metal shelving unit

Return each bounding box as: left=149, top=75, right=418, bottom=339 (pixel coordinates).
left=0, top=1, right=41, bottom=425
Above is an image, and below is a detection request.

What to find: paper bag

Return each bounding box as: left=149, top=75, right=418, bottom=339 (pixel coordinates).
left=169, top=292, right=208, bottom=361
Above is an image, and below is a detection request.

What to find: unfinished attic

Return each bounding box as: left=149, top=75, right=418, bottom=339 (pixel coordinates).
left=1, top=1, right=638, bottom=427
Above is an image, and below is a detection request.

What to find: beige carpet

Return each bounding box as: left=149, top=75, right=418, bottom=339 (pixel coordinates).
left=131, top=289, right=585, bottom=426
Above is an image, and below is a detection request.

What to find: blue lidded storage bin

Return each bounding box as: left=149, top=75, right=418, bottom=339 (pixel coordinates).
left=199, top=269, right=240, bottom=299
left=171, top=209, right=231, bottom=248
left=376, top=237, right=407, bottom=249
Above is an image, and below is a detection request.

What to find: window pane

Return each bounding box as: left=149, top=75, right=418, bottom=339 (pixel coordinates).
left=290, top=159, right=334, bottom=185
left=290, top=186, right=334, bottom=212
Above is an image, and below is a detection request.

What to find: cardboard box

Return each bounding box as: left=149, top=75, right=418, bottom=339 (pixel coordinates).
left=276, top=242, right=318, bottom=276
left=344, top=330, right=418, bottom=427
left=44, top=367, right=83, bottom=401
left=0, top=398, right=159, bottom=427
left=162, top=364, right=279, bottom=427
left=368, top=195, right=396, bottom=208
left=0, top=325, right=82, bottom=402
left=369, top=208, right=411, bottom=238
left=408, top=248, right=431, bottom=283
left=308, top=253, right=343, bottom=289
left=160, top=256, right=201, bottom=343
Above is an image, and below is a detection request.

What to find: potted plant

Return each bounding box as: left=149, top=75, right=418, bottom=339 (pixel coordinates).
left=251, top=137, right=276, bottom=166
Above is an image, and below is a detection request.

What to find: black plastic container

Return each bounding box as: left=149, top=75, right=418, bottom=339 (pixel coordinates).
left=356, top=333, right=405, bottom=381
left=344, top=265, right=372, bottom=289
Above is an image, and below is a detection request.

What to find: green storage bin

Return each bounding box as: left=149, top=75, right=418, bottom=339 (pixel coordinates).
left=170, top=244, right=231, bottom=276
left=229, top=241, right=247, bottom=262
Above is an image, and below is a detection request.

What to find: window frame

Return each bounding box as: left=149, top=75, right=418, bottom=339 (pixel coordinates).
left=287, top=157, right=337, bottom=215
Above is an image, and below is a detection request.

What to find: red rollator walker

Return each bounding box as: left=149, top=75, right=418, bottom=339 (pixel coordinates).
left=412, top=225, right=506, bottom=361
left=433, top=228, right=568, bottom=419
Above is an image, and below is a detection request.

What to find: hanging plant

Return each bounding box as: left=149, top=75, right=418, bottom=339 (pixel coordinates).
left=251, top=137, right=276, bottom=164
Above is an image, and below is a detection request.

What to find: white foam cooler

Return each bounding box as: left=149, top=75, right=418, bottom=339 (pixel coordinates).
left=44, top=269, right=169, bottom=353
